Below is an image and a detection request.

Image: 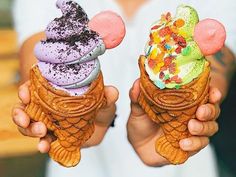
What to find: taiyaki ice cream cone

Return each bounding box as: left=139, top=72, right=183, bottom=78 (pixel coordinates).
left=138, top=5, right=226, bottom=164
left=25, top=0, right=125, bottom=167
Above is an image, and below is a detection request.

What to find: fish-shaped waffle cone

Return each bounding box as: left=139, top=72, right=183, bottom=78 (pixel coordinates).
left=138, top=56, right=210, bottom=164
left=25, top=66, right=106, bottom=167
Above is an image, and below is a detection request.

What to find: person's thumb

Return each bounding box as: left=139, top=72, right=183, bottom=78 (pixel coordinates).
left=18, top=81, right=31, bottom=104
left=103, top=86, right=119, bottom=108
left=129, top=79, right=145, bottom=117
left=95, top=86, right=118, bottom=126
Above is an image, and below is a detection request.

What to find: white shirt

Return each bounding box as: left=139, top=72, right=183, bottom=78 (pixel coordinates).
left=13, top=0, right=236, bottom=177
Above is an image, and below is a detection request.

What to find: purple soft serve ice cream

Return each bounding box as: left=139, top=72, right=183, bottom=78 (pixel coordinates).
left=34, top=0, right=106, bottom=96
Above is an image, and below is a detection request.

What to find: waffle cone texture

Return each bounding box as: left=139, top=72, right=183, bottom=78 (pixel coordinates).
left=138, top=56, right=210, bottom=164
left=25, top=66, right=106, bottom=167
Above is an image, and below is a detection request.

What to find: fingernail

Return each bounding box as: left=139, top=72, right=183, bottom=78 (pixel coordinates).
left=216, top=90, right=222, bottom=100
left=38, top=141, right=43, bottom=152
left=32, top=123, right=43, bottom=135
left=182, top=139, right=192, bottom=148
left=38, top=141, right=48, bottom=154
left=19, top=88, right=24, bottom=98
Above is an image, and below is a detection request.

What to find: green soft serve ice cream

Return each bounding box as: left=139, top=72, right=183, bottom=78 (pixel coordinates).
left=144, top=5, right=206, bottom=89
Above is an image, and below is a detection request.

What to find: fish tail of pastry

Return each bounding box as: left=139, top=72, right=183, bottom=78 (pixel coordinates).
left=49, top=140, right=81, bottom=167
left=155, top=118, right=191, bottom=164
left=155, top=134, right=189, bottom=165
left=139, top=90, right=190, bottom=164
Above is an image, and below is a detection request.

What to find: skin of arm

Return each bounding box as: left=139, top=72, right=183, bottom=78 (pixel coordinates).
left=19, top=32, right=45, bottom=83
left=116, top=0, right=147, bottom=19
left=207, top=46, right=236, bottom=100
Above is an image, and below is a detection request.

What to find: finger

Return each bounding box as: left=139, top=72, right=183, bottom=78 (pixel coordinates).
left=12, top=107, right=30, bottom=128
left=188, top=119, right=219, bottom=136
left=83, top=125, right=108, bottom=147
left=180, top=137, right=209, bottom=151
left=127, top=79, right=159, bottom=145
left=129, top=79, right=140, bottom=104
left=13, top=102, right=25, bottom=109
left=38, top=135, right=54, bottom=153
left=129, top=79, right=145, bottom=117
left=103, top=86, right=119, bottom=108
left=132, top=135, right=169, bottom=167
left=196, top=103, right=220, bottom=121
left=18, top=122, right=47, bottom=138
left=209, top=87, right=222, bottom=104
left=18, top=81, right=31, bottom=104
left=95, top=86, right=118, bottom=126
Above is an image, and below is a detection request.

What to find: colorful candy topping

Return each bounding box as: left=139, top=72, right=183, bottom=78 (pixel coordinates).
left=144, top=5, right=225, bottom=89
left=145, top=12, right=188, bottom=88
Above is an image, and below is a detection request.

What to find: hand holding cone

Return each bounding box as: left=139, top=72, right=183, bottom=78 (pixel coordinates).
left=25, top=0, right=125, bottom=167
left=138, top=5, right=226, bottom=164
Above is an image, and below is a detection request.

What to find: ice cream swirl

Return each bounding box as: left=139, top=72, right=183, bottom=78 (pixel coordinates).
left=144, top=5, right=205, bottom=90
left=34, top=0, right=106, bottom=95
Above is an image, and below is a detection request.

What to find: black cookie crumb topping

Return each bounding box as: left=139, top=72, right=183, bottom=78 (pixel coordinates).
left=52, top=63, right=82, bottom=74
left=68, top=30, right=99, bottom=45
left=47, top=61, right=95, bottom=85
left=45, top=29, right=99, bottom=46
left=64, top=1, right=89, bottom=23
left=46, top=1, right=89, bottom=40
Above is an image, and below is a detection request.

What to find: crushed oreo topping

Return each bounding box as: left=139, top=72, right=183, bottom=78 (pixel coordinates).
left=52, top=63, right=82, bottom=74
left=69, top=30, right=99, bottom=45
left=37, top=0, right=103, bottom=95
left=45, top=29, right=99, bottom=46
left=46, top=1, right=89, bottom=40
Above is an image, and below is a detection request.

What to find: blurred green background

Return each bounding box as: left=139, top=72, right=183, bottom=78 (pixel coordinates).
left=0, top=0, right=13, bottom=28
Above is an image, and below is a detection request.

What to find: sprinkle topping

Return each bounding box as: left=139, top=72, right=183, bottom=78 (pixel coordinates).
left=144, top=5, right=213, bottom=90
left=145, top=12, right=189, bottom=87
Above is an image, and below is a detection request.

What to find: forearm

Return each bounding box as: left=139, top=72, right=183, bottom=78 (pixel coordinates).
left=19, top=32, right=45, bottom=83
left=207, top=46, right=236, bottom=100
